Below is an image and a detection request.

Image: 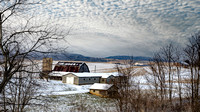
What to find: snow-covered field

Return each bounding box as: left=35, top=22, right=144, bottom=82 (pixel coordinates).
left=22, top=60, right=193, bottom=111
left=34, top=61, right=192, bottom=97
left=26, top=80, right=116, bottom=112
left=86, top=62, right=117, bottom=72
left=38, top=80, right=91, bottom=96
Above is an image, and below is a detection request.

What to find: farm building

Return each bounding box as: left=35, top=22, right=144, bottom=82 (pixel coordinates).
left=62, top=72, right=122, bottom=85
left=42, top=58, right=53, bottom=73
left=53, top=61, right=90, bottom=72
left=49, top=71, right=70, bottom=80
left=49, top=61, right=90, bottom=80
left=62, top=73, right=101, bottom=85
left=89, top=83, right=118, bottom=97
left=41, top=58, right=53, bottom=79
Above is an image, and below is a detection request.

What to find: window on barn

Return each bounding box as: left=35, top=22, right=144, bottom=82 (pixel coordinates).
left=93, top=90, right=95, bottom=92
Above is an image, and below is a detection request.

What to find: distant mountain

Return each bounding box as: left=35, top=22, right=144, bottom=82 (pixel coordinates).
left=105, top=56, right=152, bottom=61
left=34, top=53, right=151, bottom=62
left=61, top=54, right=107, bottom=62
left=47, top=53, right=107, bottom=62
left=58, top=54, right=152, bottom=62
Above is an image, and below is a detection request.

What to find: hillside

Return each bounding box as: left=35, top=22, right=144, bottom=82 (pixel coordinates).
left=33, top=53, right=152, bottom=62
left=105, top=56, right=152, bottom=61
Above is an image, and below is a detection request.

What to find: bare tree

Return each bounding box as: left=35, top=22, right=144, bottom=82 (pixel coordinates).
left=147, top=43, right=186, bottom=111
left=114, top=59, right=168, bottom=112
left=0, top=0, right=68, bottom=93
left=184, top=32, right=200, bottom=112
left=0, top=65, right=40, bottom=112
left=114, top=59, right=135, bottom=112
left=174, top=46, right=183, bottom=109
left=148, top=52, right=168, bottom=111
left=114, top=59, right=154, bottom=112
left=0, top=1, right=69, bottom=111
left=160, top=43, right=177, bottom=103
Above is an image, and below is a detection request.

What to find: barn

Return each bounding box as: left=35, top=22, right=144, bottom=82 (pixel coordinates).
left=62, top=72, right=121, bottom=85
left=53, top=61, right=90, bottom=72
left=89, top=83, right=118, bottom=97
left=49, top=61, right=90, bottom=80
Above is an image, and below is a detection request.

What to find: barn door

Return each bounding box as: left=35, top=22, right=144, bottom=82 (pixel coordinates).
left=67, top=77, right=74, bottom=84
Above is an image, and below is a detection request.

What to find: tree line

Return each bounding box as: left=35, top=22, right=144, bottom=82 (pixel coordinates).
left=114, top=32, right=200, bottom=112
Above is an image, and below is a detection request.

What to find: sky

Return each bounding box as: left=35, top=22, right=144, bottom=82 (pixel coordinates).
left=5, top=0, right=200, bottom=57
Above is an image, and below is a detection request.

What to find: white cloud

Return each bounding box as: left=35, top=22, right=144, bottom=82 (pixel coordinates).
left=4, top=0, right=200, bottom=57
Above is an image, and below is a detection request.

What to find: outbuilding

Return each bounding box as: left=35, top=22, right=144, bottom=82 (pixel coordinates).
left=62, top=73, right=101, bottom=85
left=62, top=72, right=121, bottom=85
left=89, top=83, right=118, bottom=97
left=48, top=71, right=70, bottom=80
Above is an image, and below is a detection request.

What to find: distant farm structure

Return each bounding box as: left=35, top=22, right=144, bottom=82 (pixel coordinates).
left=49, top=61, right=90, bottom=80
left=62, top=72, right=121, bottom=85
left=89, top=83, right=118, bottom=97
left=41, top=58, right=53, bottom=79
left=53, top=61, right=90, bottom=72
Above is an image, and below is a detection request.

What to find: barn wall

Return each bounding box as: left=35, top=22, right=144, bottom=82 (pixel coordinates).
left=90, top=89, right=101, bottom=97
left=79, top=63, right=90, bottom=72
left=74, top=77, right=79, bottom=85
left=62, top=74, right=78, bottom=84
left=90, top=89, right=107, bottom=97
left=78, top=77, right=100, bottom=85
left=62, top=76, right=67, bottom=83
left=106, top=75, right=115, bottom=84
left=100, top=78, right=107, bottom=83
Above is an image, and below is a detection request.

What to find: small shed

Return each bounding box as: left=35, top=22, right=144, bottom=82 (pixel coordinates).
left=89, top=83, right=118, bottom=97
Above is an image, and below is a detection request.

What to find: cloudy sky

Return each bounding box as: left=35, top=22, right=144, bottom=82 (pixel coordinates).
left=35, top=0, right=199, bottom=57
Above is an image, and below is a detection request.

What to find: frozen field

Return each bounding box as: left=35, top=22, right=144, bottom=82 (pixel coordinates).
left=38, top=80, right=91, bottom=96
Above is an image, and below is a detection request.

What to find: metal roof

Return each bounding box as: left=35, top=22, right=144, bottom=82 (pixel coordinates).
left=57, top=62, right=84, bottom=66
left=65, top=72, right=121, bottom=78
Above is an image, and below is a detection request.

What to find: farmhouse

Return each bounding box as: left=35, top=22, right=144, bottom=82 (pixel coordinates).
left=89, top=83, right=118, bottom=97
left=53, top=61, right=90, bottom=72
left=62, top=72, right=121, bottom=85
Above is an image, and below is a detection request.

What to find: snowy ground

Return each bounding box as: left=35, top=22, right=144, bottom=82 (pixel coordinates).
left=26, top=93, right=116, bottom=112
left=38, top=80, right=91, bottom=96
left=26, top=80, right=116, bottom=112
left=35, top=63, right=192, bottom=98
left=86, top=62, right=118, bottom=73
left=22, top=61, right=193, bottom=111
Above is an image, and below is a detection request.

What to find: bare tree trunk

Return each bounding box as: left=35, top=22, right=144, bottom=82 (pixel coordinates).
left=184, top=32, right=200, bottom=112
